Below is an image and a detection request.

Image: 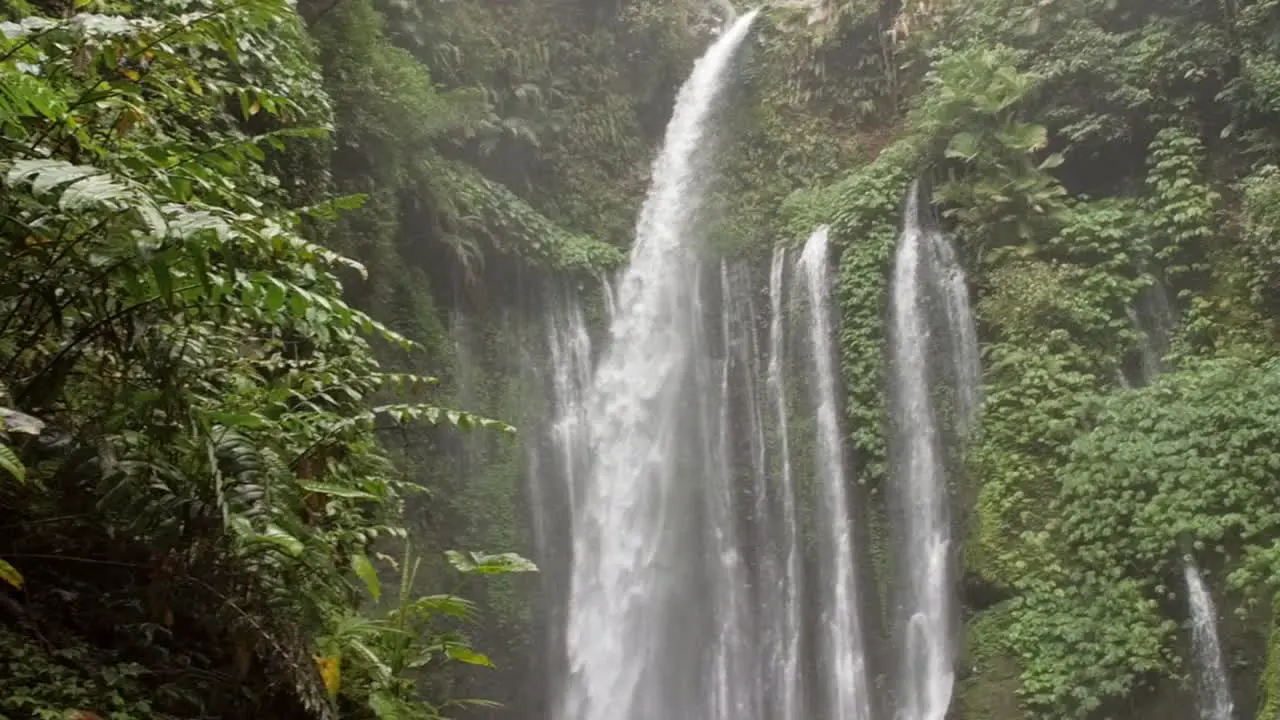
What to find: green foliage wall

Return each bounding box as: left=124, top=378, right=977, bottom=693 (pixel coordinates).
left=782, top=2, right=1280, bottom=720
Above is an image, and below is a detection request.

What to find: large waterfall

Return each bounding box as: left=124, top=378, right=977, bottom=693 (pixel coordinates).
left=527, top=18, right=986, bottom=720
left=888, top=181, right=980, bottom=720
left=557, top=13, right=759, bottom=720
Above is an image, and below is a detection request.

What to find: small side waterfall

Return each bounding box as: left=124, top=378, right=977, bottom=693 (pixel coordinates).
left=926, top=228, right=981, bottom=437
left=1184, top=559, right=1235, bottom=720
left=764, top=247, right=804, bottom=720
left=797, top=226, right=873, bottom=720
left=701, top=262, right=755, bottom=720
left=528, top=284, right=596, bottom=718
left=889, top=181, right=980, bottom=720
left=1126, top=279, right=1234, bottom=720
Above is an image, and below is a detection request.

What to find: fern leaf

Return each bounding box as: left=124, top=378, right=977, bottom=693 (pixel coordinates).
left=299, top=481, right=380, bottom=500
left=0, top=16, right=58, bottom=39
left=369, top=403, right=514, bottom=433
left=0, top=444, right=25, bottom=483
left=0, top=407, right=45, bottom=435
left=8, top=159, right=167, bottom=236
left=403, top=594, right=477, bottom=621
left=165, top=204, right=233, bottom=241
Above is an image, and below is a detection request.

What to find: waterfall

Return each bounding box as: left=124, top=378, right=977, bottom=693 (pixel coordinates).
left=700, top=261, right=755, bottom=720
left=1125, top=279, right=1234, bottom=720
left=558, top=12, right=759, bottom=720
left=545, top=287, right=594, bottom=523
left=764, top=247, right=804, bottom=720
left=729, top=260, right=774, bottom=720
left=797, top=226, right=873, bottom=720
left=527, top=284, right=596, bottom=718
left=1184, top=559, right=1234, bottom=720
left=889, top=181, right=980, bottom=720
left=925, top=227, right=981, bottom=437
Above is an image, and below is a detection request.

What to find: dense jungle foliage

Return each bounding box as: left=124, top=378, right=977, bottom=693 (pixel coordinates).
left=4, top=0, right=1280, bottom=718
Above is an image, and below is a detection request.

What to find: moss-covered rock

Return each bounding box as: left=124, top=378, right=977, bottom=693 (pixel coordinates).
left=957, top=603, right=1027, bottom=720
left=1254, top=597, right=1280, bottom=720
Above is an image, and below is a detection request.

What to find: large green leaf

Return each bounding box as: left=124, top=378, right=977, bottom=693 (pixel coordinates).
left=351, top=552, right=381, bottom=601
left=0, top=558, right=22, bottom=589
left=945, top=130, right=982, bottom=161
left=444, top=550, right=538, bottom=575
left=444, top=643, right=493, bottom=668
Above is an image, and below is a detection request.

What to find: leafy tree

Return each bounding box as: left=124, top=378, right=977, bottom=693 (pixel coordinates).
left=0, top=1, right=529, bottom=717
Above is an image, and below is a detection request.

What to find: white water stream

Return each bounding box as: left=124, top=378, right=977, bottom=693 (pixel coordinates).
left=798, top=226, right=873, bottom=720
left=889, top=182, right=980, bottom=720
left=557, top=14, right=760, bottom=720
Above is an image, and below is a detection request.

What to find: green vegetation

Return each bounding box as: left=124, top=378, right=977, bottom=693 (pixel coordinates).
left=0, top=0, right=548, bottom=716
left=790, top=1, right=1280, bottom=718
left=5, top=0, right=1280, bottom=718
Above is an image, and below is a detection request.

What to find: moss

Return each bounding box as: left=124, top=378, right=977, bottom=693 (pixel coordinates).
left=435, top=159, right=625, bottom=274
left=958, top=603, right=1028, bottom=720
left=963, top=446, right=1050, bottom=593
left=1256, top=596, right=1280, bottom=720
left=866, top=486, right=893, bottom=617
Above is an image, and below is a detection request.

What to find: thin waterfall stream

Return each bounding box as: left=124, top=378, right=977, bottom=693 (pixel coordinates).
left=1127, top=281, right=1234, bottom=720
left=798, top=226, right=872, bottom=720
left=765, top=247, right=803, bottom=720
left=1184, top=559, right=1234, bottom=720
left=889, top=181, right=980, bottom=720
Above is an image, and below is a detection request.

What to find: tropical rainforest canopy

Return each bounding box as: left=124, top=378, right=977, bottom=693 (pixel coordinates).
left=3, top=0, right=1280, bottom=718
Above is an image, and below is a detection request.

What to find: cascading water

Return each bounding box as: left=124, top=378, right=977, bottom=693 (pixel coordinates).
left=797, top=226, right=872, bottom=720
left=889, top=181, right=980, bottom=720
left=925, top=226, right=981, bottom=437
left=1184, top=559, right=1234, bottom=720
left=543, top=287, right=594, bottom=528
left=558, top=13, right=759, bottom=720
left=527, top=284, right=596, bottom=720
left=764, top=247, right=804, bottom=720
left=699, top=261, right=754, bottom=720
left=1125, top=281, right=1234, bottom=720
